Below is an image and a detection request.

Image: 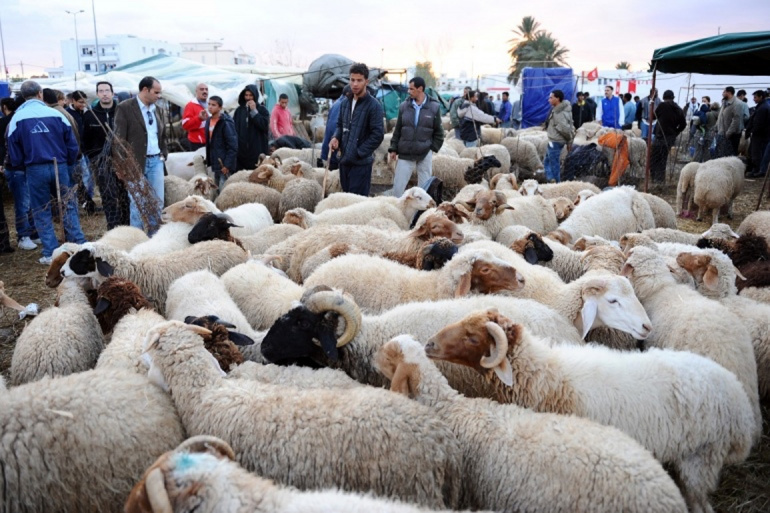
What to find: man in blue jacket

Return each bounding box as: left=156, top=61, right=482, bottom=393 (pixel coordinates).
left=320, top=85, right=351, bottom=170
left=7, top=81, right=86, bottom=264
left=596, top=85, right=624, bottom=129
left=329, top=63, right=384, bottom=196
left=498, top=92, right=513, bottom=128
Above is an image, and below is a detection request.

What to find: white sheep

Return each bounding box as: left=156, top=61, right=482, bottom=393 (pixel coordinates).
left=518, top=178, right=601, bottom=199
left=60, top=240, right=249, bottom=315
left=249, top=163, right=299, bottom=193
left=675, top=250, right=770, bottom=401
left=278, top=176, right=324, bottom=218
left=227, top=361, right=363, bottom=389
left=425, top=310, right=754, bottom=513
left=489, top=172, right=518, bottom=190
left=214, top=182, right=281, bottom=221
left=221, top=259, right=304, bottom=331
left=10, top=279, right=103, bottom=386
left=375, top=336, right=688, bottom=513
left=96, top=307, right=166, bottom=374
left=142, top=320, right=463, bottom=509
left=238, top=224, right=304, bottom=255
left=737, top=210, right=770, bottom=245
left=161, top=195, right=273, bottom=238
left=127, top=435, right=480, bottom=513
left=220, top=169, right=254, bottom=190
left=283, top=201, right=412, bottom=230
left=165, top=147, right=207, bottom=180
left=465, top=189, right=559, bottom=237
left=304, top=249, right=525, bottom=314
left=431, top=154, right=476, bottom=188
left=315, top=187, right=435, bottom=222
left=459, top=143, right=512, bottom=174
left=640, top=192, right=678, bottom=228
left=271, top=147, right=316, bottom=165
left=676, top=161, right=700, bottom=216
left=128, top=221, right=195, bottom=257
left=638, top=223, right=739, bottom=245
left=622, top=246, right=762, bottom=440
left=552, top=186, right=655, bottom=243
left=164, top=173, right=217, bottom=206
left=694, top=156, right=745, bottom=224
left=0, top=368, right=185, bottom=512
left=500, top=136, right=543, bottom=176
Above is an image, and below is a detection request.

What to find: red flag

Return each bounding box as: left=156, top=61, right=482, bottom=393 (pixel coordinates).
left=629, top=80, right=637, bottom=93
left=616, top=80, right=621, bottom=93
left=586, top=68, right=598, bottom=81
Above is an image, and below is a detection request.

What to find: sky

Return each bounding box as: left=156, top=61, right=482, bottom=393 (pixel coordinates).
left=2, top=0, right=769, bottom=81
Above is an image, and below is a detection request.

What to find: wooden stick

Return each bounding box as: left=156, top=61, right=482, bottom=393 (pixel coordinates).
left=52, top=158, right=66, bottom=235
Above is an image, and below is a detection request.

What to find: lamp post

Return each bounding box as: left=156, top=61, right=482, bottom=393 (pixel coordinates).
left=0, top=12, right=9, bottom=83
left=91, top=0, right=101, bottom=72
left=65, top=9, right=85, bottom=73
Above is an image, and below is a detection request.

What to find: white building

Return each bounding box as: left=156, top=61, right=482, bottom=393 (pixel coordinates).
left=436, top=72, right=514, bottom=98
left=48, top=34, right=183, bottom=77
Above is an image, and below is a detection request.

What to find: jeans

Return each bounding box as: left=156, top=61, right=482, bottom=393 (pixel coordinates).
left=544, top=141, right=564, bottom=182
left=501, top=121, right=512, bottom=128
left=339, top=162, right=372, bottom=196
left=392, top=152, right=433, bottom=197
left=464, top=140, right=479, bottom=148
left=759, top=142, right=770, bottom=177
left=3, top=169, right=37, bottom=240
left=26, top=162, right=87, bottom=257
left=92, top=155, right=130, bottom=229
left=640, top=120, right=657, bottom=140
left=454, top=128, right=461, bottom=139
left=129, top=155, right=165, bottom=235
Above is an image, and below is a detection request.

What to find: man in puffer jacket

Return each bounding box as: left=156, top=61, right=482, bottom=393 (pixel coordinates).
left=330, top=62, right=384, bottom=196
left=544, top=90, right=574, bottom=183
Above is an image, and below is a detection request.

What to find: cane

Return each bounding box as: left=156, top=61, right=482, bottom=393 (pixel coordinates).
left=323, top=150, right=337, bottom=197
left=52, top=158, right=66, bottom=235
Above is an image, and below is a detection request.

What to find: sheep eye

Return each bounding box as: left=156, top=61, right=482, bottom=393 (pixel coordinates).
left=608, top=299, right=618, bottom=304
left=466, top=337, right=479, bottom=345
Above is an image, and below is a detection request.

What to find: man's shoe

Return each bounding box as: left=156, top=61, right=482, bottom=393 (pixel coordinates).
left=31, top=238, right=41, bottom=244
left=18, top=237, right=37, bottom=250
left=38, top=255, right=53, bottom=265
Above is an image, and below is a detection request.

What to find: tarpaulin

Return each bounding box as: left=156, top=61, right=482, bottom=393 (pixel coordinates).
left=520, top=67, right=574, bottom=128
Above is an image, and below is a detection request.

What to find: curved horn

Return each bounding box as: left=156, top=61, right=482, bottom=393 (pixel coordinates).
left=480, top=321, right=509, bottom=369
left=176, top=435, right=235, bottom=461
left=145, top=468, right=173, bottom=513
left=303, top=289, right=362, bottom=347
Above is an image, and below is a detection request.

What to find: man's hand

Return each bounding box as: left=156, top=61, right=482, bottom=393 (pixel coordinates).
left=329, top=137, right=339, bottom=151
left=221, top=167, right=230, bottom=176
left=389, top=151, right=398, bottom=162
left=198, top=110, right=208, bottom=121
left=246, top=100, right=256, bottom=111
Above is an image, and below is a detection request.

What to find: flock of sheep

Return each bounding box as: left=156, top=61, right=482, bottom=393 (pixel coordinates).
left=1, top=113, right=770, bottom=513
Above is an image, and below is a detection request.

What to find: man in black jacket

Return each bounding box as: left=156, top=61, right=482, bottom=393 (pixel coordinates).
left=233, top=85, right=269, bottom=171
left=650, top=90, right=686, bottom=182
left=330, top=63, right=384, bottom=196
left=82, top=81, right=129, bottom=228
left=747, top=90, right=769, bottom=178
left=205, top=95, right=238, bottom=188
left=388, top=76, right=444, bottom=197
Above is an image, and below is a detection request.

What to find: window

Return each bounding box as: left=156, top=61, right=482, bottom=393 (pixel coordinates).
left=143, top=46, right=146, bottom=54
left=85, top=64, right=91, bottom=71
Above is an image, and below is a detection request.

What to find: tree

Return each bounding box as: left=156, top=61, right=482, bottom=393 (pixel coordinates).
left=414, top=61, right=437, bottom=88
left=507, top=17, right=569, bottom=83
left=615, top=61, right=632, bottom=71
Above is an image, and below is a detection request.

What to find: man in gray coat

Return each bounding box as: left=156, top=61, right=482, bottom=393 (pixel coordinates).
left=113, top=76, right=167, bottom=234
left=388, top=76, right=444, bottom=197
left=543, top=89, right=574, bottom=183
left=716, top=86, right=742, bottom=157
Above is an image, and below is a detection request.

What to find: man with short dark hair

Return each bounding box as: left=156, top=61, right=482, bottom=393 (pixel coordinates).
left=596, top=85, right=624, bottom=129
left=205, top=95, right=238, bottom=188
left=329, top=62, right=384, bottom=196
left=716, top=86, right=742, bottom=156
left=270, top=93, right=295, bottom=138
left=113, top=76, right=167, bottom=234
left=746, top=90, right=769, bottom=178
left=499, top=92, right=512, bottom=128
left=388, top=76, right=444, bottom=197
left=650, top=90, right=686, bottom=182
left=583, top=92, right=597, bottom=121
left=572, top=92, right=591, bottom=129
left=82, top=80, right=129, bottom=228
left=622, top=93, right=635, bottom=130
left=181, top=83, right=209, bottom=150
left=637, top=89, right=661, bottom=139
left=543, top=89, right=574, bottom=183
left=7, top=80, right=86, bottom=264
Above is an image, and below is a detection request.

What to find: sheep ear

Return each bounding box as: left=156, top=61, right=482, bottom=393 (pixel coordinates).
left=389, top=362, right=417, bottom=398
left=273, top=155, right=282, bottom=166
left=454, top=271, right=472, bottom=297
left=620, top=262, right=634, bottom=278
left=493, top=358, right=513, bottom=387
left=577, top=296, right=599, bottom=340
left=228, top=331, right=255, bottom=346
left=703, top=265, right=720, bottom=290
left=258, top=153, right=266, bottom=165
left=144, top=467, right=173, bottom=513
left=93, top=298, right=111, bottom=315
left=317, top=325, right=339, bottom=362
left=523, top=246, right=539, bottom=264
left=96, top=258, right=115, bottom=277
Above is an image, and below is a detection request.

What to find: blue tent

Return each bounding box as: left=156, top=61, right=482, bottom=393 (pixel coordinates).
left=0, top=81, right=10, bottom=99
left=520, top=67, right=574, bottom=128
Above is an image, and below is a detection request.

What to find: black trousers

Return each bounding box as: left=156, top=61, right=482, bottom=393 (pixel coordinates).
left=339, top=162, right=372, bottom=196
left=650, top=138, right=673, bottom=183
left=0, top=191, right=12, bottom=252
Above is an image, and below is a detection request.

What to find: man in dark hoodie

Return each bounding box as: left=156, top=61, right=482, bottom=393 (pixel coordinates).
left=82, top=81, right=129, bottom=228
left=232, top=84, right=269, bottom=171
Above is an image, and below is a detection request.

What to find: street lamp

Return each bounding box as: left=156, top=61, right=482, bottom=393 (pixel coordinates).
left=65, top=9, right=85, bottom=73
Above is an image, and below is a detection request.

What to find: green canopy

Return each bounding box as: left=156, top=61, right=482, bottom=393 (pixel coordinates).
left=650, top=31, right=770, bottom=75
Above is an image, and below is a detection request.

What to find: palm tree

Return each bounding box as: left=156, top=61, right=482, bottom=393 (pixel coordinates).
left=615, top=61, right=632, bottom=71
left=508, top=30, right=570, bottom=82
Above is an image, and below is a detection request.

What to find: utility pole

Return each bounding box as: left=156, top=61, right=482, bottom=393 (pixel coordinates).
left=19, top=60, right=24, bottom=78
left=92, top=0, right=101, bottom=72
left=0, top=12, right=9, bottom=83
left=65, top=10, right=85, bottom=73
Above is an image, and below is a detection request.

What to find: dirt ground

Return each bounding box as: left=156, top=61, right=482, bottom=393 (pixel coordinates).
left=1, top=171, right=769, bottom=512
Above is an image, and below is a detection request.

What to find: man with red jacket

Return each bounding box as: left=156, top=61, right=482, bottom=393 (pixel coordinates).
left=181, top=83, right=209, bottom=150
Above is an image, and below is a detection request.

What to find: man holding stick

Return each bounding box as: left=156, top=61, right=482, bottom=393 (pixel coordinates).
left=7, top=80, right=86, bottom=265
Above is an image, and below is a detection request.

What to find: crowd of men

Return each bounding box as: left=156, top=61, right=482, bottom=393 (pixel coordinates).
left=2, top=69, right=769, bottom=256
